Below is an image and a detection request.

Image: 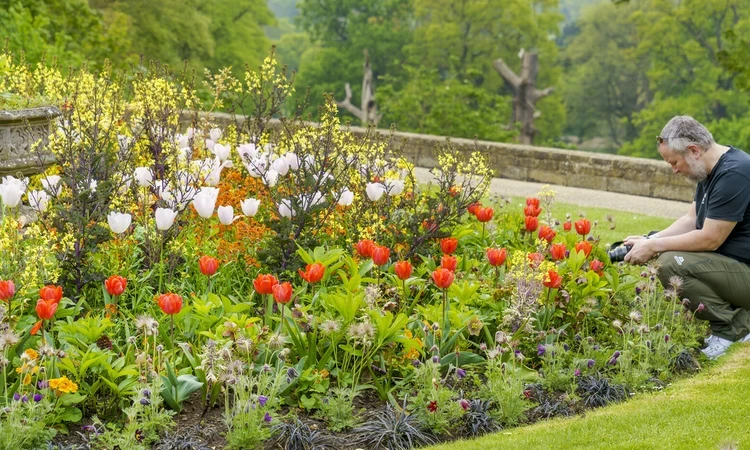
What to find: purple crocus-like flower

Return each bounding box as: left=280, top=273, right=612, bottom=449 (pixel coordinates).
left=142, top=389, right=151, bottom=398
left=574, top=368, right=582, bottom=377
left=21, top=394, right=28, bottom=403
left=12, top=392, right=20, bottom=401
left=537, top=344, right=546, bottom=357
left=432, top=355, right=440, bottom=364
left=459, top=399, right=470, bottom=411
left=263, top=412, right=272, bottom=423
left=33, top=393, right=43, bottom=402
left=258, top=395, right=268, bottom=407
left=587, top=359, right=595, bottom=369
left=563, top=343, right=570, bottom=352
left=612, top=351, right=621, bottom=359
left=412, top=359, right=421, bottom=368
left=140, top=398, right=151, bottom=406
left=37, top=380, right=49, bottom=389
left=664, top=334, right=671, bottom=343
left=456, top=368, right=466, bottom=380
left=696, top=303, right=706, bottom=313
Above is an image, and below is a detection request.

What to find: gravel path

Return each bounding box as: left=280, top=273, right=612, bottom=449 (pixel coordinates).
left=414, top=167, right=691, bottom=219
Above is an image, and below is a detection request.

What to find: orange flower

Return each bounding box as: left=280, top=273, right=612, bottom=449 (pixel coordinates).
left=371, top=246, right=391, bottom=266
left=355, top=239, right=375, bottom=258
left=157, top=293, right=183, bottom=315
left=440, top=254, right=458, bottom=272
left=432, top=268, right=454, bottom=289
left=39, top=285, right=63, bottom=305
left=440, top=237, right=458, bottom=255
left=272, top=282, right=293, bottom=304
left=394, top=260, right=413, bottom=280
left=575, top=241, right=593, bottom=257
left=549, top=243, right=567, bottom=261
left=528, top=252, right=544, bottom=267
left=575, top=219, right=591, bottom=237
left=544, top=270, right=563, bottom=289
left=0, top=280, right=15, bottom=301
left=591, top=259, right=605, bottom=274
left=35, top=298, right=58, bottom=320
left=253, top=274, right=278, bottom=295
left=299, top=262, right=325, bottom=284
left=486, top=248, right=507, bottom=266
left=526, top=197, right=540, bottom=208
left=104, top=275, right=127, bottom=296
left=30, top=321, right=43, bottom=336
left=524, top=216, right=539, bottom=232
left=537, top=225, right=556, bottom=243
left=467, top=202, right=481, bottom=216
left=563, top=221, right=572, bottom=231
left=475, top=207, right=494, bottom=223
left=199, top=256, right=219, bottom=276
left=524, top=205, right=542, bottom=217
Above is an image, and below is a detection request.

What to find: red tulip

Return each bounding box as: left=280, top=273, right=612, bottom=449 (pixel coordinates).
left=475, top=207, right=494, bottom=222
left=467, top=202, right=481, bottom=216
left=563, top=221, right=572, bottom=231
left=371, top=246, right=391, bottom=266
left=272, top=282, right=293, bottom=304
left=253, top=274, right=278, bottom=295
left=538, top=225, right=556, bottom=243
left=524, top=216, right=539, bottom=232
left=422, top=220, right=438, bottom=232
left=528, top=252, right=544, bottom=267
left=355, top=239, right=375, bottom=258
left=486, top=248, right=507, bottom=266
left=549, top=243, right=567, bottom=261
left=299, top=262, right=326, bottom=283
left=30, top=321, right=43, bottom=336
left=544, top=270, right=563, bottom=289
left=35, top=298, right=58, bottom=320
left=526, top=197, right=540, bottom=208
left=394, top=260, right=413, bottom=280
left=39, top=285, right=63, bottom=305
left=441, top=254, right=458, bottom=272
left=575, top=241, right=593, bottom=257
left=199, top=256, right=219, bottom=276
left=157, top=293, right=183, bottom=315
left=432, top=268, right=455, bottom=289
left=0, top=280, right=15, bottom=301
left=104, top=275, right=127, bottom=296
left=591, top=259, right=605, bottom=274
left=574, top=219, right=591, bottom=237
left=440, top=237, right=458, bottom=255
left=524, top=205, right=542, bottom=217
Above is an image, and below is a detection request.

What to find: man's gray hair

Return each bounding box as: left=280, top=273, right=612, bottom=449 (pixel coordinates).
left=660, top=115, right=714, bottom=153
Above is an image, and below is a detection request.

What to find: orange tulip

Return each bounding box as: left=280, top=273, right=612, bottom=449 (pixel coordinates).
left=199, top=256, right=219, bottom=276
left=104, top=275, right=127, bottom=296
left=467, top=202, right=481, bottom=216
left=272, top=282, right=293, bottom=304
left=355, top=239, right=375, bottom=258
left=486, top=248, right=507, bottom=266
left=0, top=280, right=15, bottom=301
left=157, top=293, right=183, bottom=315
left=299, top=262, right=325, bottom=283
left=371, top=246, right=391, bottom=266
left=524, top=205, right=542, bottom=217
left=526, top=197, right=540, bottom=208
left=591, top=259, right=605, bottom=274
left=549, top=243, right=567, bottom=261
left=432, top=268, right=455, bottom=289
left=537, top=225, right=556, bottom=243
left=525, top=216, right=539, bottom=232
left=544, top=270, right=563, bottom=289
left=475, top=207, right=494, bottom=223
left=253, top=274, right=278, bottom=295
left=563, top=221, right=572, bottom=231
left=575, top=241, right=593, bottom=257
left=574, top=219, right=591, bottom=236
left=35, top=298, right=58, bottom=320
left=441, top=254, right=458, bottom=272
left=394, top=260, right=413, bottom=280
left=440, top=237, right=458, bottom=255
left=528, top=252, right=544, bottom=267
left=39, top=285, right=63, bottom=305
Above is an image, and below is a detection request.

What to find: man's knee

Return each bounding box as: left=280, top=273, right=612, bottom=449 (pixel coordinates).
left=656, top=251, right=685, bottom=283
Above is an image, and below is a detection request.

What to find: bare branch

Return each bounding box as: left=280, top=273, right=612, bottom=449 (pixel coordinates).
left=492, top=58, right=522, bottom=89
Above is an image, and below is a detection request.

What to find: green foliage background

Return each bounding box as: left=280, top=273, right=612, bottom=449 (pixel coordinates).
left=3, top=0, right=750, bottom=157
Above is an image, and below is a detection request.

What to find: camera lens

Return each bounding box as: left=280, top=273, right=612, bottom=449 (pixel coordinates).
left=607, top=245, right=631, bottom=263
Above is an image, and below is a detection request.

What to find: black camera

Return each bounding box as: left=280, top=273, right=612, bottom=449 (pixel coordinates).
left=607, top=243, right=632, bottom=262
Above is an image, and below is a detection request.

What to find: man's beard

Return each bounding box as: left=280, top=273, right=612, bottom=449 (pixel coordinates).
left=684, top=156, right=708, bottom=183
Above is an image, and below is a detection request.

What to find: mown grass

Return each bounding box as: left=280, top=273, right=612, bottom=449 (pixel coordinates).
left=428, top=344, right=750, bottom=450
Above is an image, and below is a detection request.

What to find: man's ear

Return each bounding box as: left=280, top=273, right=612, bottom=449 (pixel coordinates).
left=687, top=144, right=703, bottom=158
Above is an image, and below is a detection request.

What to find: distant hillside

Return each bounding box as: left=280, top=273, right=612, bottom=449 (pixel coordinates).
left=267, top=0, right=298, bottom=19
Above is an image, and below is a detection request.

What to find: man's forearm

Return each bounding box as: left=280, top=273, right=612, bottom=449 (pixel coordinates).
left=651, top=228, right=724, bottom=253
left=654, top=214, right=696, bottom=238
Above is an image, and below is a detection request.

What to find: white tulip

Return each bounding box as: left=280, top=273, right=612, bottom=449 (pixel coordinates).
left=191, top=187, right=219, bottom=219
left=28, top=190, right=49, bottom=213
left=212, top=143, right=231, bottom=162
left=263, top=169, right=279, bottom=187
left=243, top=156, right=268, bottom=178
left=217, top=205, right=237, bottom=225
left=3, top=176, right=27, bottom=193
left=278, top=199, right=295, bottom=218
left=134, top=167, right=153, bottom=187
left=300, top=192, right=325, bottom=210
left=386, top=179, right=405, bottom=196
left=238, top=143, right=258, bottom=161
left=285, top=152, right=300, bottom=171
left=203, top=159, right=232, bottom=187
left=0, top=185, right=23, bottom=208
left=155, top=208, right=178, bottom=231
left=41, top=175, right=61, bottom=196
left=177, top=133, right=190, bottom=149
left=107, top=211, right=132, bottom=234
left=209, top=128, right=222, bottom=143
left=271, top=157, right=290, bottom=176
left=366, top=182, right=386, bottom=202
left=205, top=139, right=215, bottom=151
left=338, top=189, right=354, bottom=206
left=241, top=198, right=260, bottom=217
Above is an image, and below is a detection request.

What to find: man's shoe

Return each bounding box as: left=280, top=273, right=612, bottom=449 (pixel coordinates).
left=701, top=335, right=734, bottom=360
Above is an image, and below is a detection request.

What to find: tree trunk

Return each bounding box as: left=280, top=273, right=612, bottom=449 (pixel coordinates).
left=336, top=49, right=382, bottom=126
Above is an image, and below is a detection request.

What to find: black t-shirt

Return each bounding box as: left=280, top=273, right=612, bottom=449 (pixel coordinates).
left=694, top=147, right=750, bottom=264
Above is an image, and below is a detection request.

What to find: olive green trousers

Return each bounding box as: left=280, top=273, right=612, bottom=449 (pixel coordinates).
left=657, top=251, right=750, bottom=341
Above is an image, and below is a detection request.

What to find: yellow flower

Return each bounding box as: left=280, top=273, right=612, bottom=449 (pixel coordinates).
left=22, top=374, right=31, bottom=385
left=49, top=376, right=78, bottom=394
left=24, top=349, right=39, bottom=360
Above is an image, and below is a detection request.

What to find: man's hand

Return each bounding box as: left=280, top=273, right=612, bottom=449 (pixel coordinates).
left=623, top=235, right=647, bottom=242
left=623, top=239, right=657, bottom=265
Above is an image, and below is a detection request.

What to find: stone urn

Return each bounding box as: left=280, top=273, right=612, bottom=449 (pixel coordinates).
left=0, top=106, right=60, bottom=177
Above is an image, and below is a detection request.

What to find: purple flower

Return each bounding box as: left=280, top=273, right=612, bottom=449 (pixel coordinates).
left=432, top=355, right=440, bottom=364
left=33, top=393, right=43, bottom=403
left=142, top=389, right=151, bottom=398
left=455, top=368, right=466, bottom=379
left=664, top=334, right=671, bottom=343
left=459, top=399, right=470, bottom=411
left=612, top=351, right=621, bottom=359
left=12, top=392, right=20, bottom=401
left=258, top=395, right=268, bottom=407
left=587, top=359, right=595, bottom=368
left=412, top=359, right=421, bottom=367
left=37, top=380, right=49, bottom=389
left=696, top=303, right=706, bottom=313
left=563, top=343, right=570, bottom=352
left=537, top=344, right=546, bottom=357
left=21, top=394, right=28, bottom=403
left=574, top=368, right=581, bottom=377
left=608, top=357, right=618, bottom=366
left=592, top=344, right=600, bottom=350
left=263, top=412, right=272, bottom=423
left=140, top=398, right=150, bottom=406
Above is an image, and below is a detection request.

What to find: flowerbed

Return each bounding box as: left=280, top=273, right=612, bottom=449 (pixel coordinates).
left=0, top=50, right=704, bottom=450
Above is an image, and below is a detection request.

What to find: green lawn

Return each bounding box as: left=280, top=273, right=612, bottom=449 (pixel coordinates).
left=429, top=345, right=750, bottom=450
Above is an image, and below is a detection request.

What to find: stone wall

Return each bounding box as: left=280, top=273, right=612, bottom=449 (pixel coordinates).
left=202, top=112, right=694, bottom=202
left=0, top=106, right=60, bottom=176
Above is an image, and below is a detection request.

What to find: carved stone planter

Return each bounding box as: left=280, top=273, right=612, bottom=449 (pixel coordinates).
left=0, top=106, right=60, bottom=176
